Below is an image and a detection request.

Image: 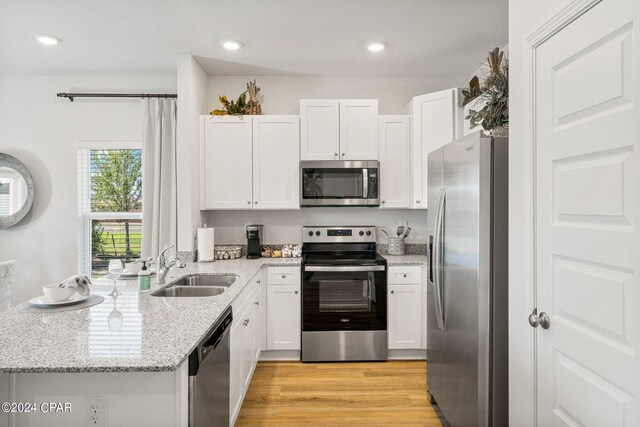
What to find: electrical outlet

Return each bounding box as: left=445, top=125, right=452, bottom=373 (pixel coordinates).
left=85, top=396, right=107, bottom=427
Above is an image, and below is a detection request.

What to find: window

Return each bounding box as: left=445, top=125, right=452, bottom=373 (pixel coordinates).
left=77, top=143, right=142, bottom=278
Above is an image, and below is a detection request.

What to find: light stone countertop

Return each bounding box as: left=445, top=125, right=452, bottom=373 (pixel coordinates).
left=0, top=254, right=425, bottom=374
left=0, top=257, right=300, bottom=374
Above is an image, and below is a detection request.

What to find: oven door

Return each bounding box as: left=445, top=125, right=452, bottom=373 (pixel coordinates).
left=302, top=265, right=387, bottom=331
left=300, top=161, right=379, bottom=206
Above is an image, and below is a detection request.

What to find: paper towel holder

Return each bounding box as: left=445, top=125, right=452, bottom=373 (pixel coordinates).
left=196, top=224, right=215, bottom=263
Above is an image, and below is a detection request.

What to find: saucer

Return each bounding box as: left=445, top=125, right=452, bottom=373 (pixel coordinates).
left=28, top=294, right=89, bottom=307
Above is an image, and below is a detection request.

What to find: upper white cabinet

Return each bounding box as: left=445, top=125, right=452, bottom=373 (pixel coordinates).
left=201, top=116, right=253, bottom=209
left=409, top=89, right=460, bottom=209
left=201, top=115, right=300, bottom=210
left=378, top=115, right=411, bottom=209
left=300, top=99, right=378, bottom=161
left=253, top=116, right=300, bottom=210
left=300, top=99, right=340, bottom=160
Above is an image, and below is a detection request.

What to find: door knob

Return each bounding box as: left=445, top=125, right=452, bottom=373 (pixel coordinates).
left=390, top=290, right=395, bottom=294
left=294, top=290, right=299, bottom=294
left=334, top=152, right=338, bottom=157
left=416, top=200, right=421, bottom=204
left=528, top=309, right=550, bottom=329
left=341, top=153, right=345, bottom=157
left=247, top=201, right=251, bottom=204
left=282, top=275, right=286, bottom=279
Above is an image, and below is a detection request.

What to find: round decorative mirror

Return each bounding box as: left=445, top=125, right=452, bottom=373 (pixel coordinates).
left=0, top=153, right=35, bottom=229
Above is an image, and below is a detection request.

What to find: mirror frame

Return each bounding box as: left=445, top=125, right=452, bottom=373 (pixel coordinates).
left=0, top=153, right=35, bottom=229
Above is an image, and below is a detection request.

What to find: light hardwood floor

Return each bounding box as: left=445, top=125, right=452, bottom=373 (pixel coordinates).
left=236, top=360, right=443, bottom=426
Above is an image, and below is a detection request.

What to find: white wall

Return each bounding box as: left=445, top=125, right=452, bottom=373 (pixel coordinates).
left=206, top=75, right=467, bottom=115
left=176, top=56, right=208, bottom=252
left=0, top=75, right=175, bottom=305
left=508, top=1, right=572, bottom=426
left=204, top=209, right=427, bottom=245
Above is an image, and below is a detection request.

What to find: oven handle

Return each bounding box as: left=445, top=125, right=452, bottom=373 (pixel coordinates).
left=362, top=168, right=369, bottom=198
left=304, top=265, right=386, bottom=272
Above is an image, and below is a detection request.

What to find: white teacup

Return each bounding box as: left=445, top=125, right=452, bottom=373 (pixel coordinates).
left=42, top=284, right=76, bottom=302
left=124, top=262, right=141, bottom=275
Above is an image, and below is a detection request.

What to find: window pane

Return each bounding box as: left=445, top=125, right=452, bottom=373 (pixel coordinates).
left=91, top=219, right=142, bottom=277
left=90, top=149, right=142, bottom=213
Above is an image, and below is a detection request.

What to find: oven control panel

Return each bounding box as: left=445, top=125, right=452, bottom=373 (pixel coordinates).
left=303, top=226, right=377, bottom=243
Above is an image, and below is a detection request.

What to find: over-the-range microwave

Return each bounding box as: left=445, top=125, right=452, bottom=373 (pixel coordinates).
left=300, top=160, right=380, bottom=207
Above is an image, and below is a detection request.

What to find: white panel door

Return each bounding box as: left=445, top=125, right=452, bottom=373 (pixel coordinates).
left=388, top=284, right=422, bottom=349
left=535, top=1, right=639, bottom=425
left=253, top=116, right=300, bottom=209
left=267, top=285, right=301, bottom=350
left=379, top=115, right=411, bottom=209
left=339, top=99, right=379, bottom=160
left=241, top=303, right=254, bottom=392
left=300, top=99, right=340, bottom=160
left=201, top=116, right=253, bottom=209
left=410, top=89, right=456, bottom=209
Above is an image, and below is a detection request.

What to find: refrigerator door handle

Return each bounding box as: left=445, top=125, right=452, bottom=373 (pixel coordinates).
left=433, top=188, right=446, bottom=331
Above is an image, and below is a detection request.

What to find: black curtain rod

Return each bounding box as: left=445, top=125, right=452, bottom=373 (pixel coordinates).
left=57, top=92, right=177, bottom=102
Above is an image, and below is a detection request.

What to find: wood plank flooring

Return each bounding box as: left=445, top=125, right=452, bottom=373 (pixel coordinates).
left=236, top=361, right=443, bottom=426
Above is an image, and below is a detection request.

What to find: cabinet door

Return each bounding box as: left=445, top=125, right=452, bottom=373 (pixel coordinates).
left=378, top=115, right=411, bottom=209
left=388, top=284, right=423, bottom=349
left=267, top=285, right=301, bottom=350
left=253, top=116, right=300, bottom=209
left=253, top=285, right=263, bottom=362
left=300, top=100, right=340, bottom=160
left=339, top=100, right=379, bottom=160
left=241, top=304, right=254, bottom=392
left=201, top=116, right=253, bottom=209
left=410, top=89, right=456, bottom=209
left=229, top=317, right=244, bottom=422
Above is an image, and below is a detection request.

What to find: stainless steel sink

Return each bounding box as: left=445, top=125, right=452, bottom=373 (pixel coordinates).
left=170, top=274, right=237, bottom=287
left=151, top=274, right=238, bottom=298
left=152, top=286, right=227, bottom=297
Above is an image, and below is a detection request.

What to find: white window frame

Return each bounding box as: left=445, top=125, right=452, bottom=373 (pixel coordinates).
left=77, top=141, right=142, bottom=277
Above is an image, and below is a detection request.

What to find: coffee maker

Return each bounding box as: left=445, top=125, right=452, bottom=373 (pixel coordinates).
left=246, top=225, right=263, bottom=259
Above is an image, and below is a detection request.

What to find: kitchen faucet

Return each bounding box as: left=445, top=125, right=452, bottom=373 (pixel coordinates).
left=156, top=245, right=185, bottom=284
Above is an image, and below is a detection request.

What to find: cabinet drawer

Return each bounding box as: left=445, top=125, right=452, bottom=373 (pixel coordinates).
left=388, top=266, right=422, bottom=284
left=267, top=267, right=301, bottom=285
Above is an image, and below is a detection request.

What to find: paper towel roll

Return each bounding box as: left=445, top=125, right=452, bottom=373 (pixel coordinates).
left=197, top=227, right=215, bottom=262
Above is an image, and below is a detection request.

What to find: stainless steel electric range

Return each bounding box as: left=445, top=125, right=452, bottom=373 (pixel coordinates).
left=301, top=226, right=388, bottom=362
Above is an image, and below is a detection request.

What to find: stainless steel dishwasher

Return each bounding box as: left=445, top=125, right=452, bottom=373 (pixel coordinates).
left=188, top=307, right=232, bottom=427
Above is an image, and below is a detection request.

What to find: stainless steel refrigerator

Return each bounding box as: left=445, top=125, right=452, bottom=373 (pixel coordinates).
left=426, top=132, right=508, bottom=427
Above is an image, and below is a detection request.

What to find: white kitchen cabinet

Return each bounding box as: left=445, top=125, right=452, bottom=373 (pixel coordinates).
left=201, top=116, right=253, bottom=209
left=409, top=89, right=459, bottom=209
left=266, top=280, right=301, bottom=350
left=252, top=116, right=300, bottom=209
left=300, top=99, right=378, bottom=160
left=378, top=115, right=411, bottom=209
left=339, top=99, right=379, bottom=160
left=300, top=99, right=340, bottom=160
left=201, top=115, right=300, bottom=210
left=388, top=284, right=423, bottom=349
left=229, top=311, right=244, bottom=423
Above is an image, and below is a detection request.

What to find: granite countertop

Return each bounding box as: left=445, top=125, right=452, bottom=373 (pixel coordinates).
left=0, top=253, right=426, bottom=374
left=0, top=257, right=300, bottom=374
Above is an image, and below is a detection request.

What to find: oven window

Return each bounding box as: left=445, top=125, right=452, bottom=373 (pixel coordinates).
left=318, top=275, right=374, bottom=312
left=302, top=168, right=363, bottom=199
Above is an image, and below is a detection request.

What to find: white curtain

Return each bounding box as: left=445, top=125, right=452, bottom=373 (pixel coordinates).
left=141, top=98, right=177, bottom=258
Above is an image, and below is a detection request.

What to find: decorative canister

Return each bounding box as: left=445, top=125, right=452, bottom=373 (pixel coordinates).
left=387, top=237, right=405, bottom=255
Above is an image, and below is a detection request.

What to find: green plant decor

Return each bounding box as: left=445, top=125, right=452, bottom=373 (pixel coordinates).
left=461, top=47, right=509, bottom=132
left=210, top=92, right=247, bottom=116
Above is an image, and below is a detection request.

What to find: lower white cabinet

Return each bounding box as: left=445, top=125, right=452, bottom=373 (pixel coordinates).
left=266, top=267, right=301, bottom=350
left=388, top=284, right=423, bottom=350
left=230, top=273, right=262, bottom=426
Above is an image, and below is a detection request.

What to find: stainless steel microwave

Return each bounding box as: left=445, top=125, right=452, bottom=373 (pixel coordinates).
left=300, top=161, right=380, bottom=207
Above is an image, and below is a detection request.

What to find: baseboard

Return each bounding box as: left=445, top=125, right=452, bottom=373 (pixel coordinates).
left=387, top=349, right=427, bottom=360
left=259, top=350, right=301, bottom=361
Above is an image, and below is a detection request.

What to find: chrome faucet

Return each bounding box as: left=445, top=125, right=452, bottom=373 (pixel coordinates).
left=156, top=245, right=185, bottom=284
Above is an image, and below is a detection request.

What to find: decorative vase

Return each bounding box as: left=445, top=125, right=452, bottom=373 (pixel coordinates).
left=490, top=123, right=509, bottom=137
left=246, top=80, right=262, bottom=115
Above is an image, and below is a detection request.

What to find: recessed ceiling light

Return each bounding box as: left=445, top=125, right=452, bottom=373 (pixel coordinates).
left=367, top=41, right=387, bottom=52
left=220, top=39, right=244, bottom=50
left=35, top=34, right=61, bottom=45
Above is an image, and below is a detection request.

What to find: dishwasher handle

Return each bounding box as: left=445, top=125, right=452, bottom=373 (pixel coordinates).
left=189, top=307, right=233, bottom=376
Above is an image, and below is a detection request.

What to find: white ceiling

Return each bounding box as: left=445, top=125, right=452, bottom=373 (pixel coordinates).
left=0, top=0, right=508, bottom=76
